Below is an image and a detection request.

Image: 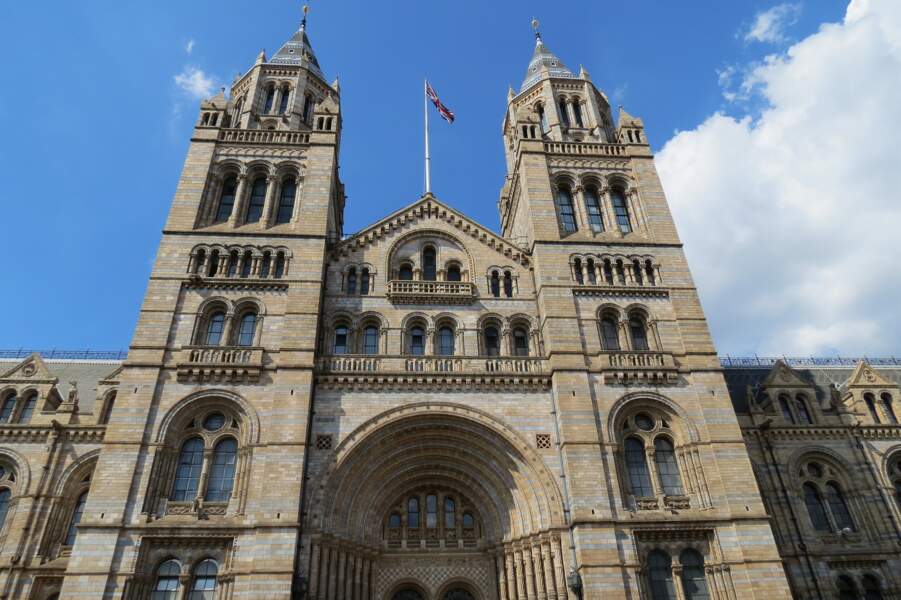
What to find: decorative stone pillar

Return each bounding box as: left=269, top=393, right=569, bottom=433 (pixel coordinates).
left=309, top=543, right=321, bottom=599
left=361, top=557, right=371, bottom=600
left=592, top=261, right=603, bottom=284
left=531, top=544, right=547, bottom=600
left=261, top=175, right=279, bottom=227
left=496, top=552, right=509, bottom=600
left=551, top=536, right=568, bottom=600
left=580, top=263, right=590, bottom=284
left=523, top=544, right=538, bottom=600
left=317, top=545, right=331, bottom=600
left=326, top=545, right=338, bottom=600
left=227, top=174, right=248, bottom=227
left=506, top=550, right=518, bottom=600
left=541, top=541, right=557, bottom=599
left=221, top=313, right=236, bottom=347
left=344, top=553, right=355, bottom=599
left=601, top=189, right=621, bottom=237
left=624, top=262, right=636, bottom=285
left=514, top=548, right=527, bottom=600
left=353, top=552, right=363, bottom=600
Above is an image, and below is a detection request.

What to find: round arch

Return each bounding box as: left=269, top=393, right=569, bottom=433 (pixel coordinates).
left=607, top=392, right=701, bottom=444
left=154, top=389, right=260, bottom=446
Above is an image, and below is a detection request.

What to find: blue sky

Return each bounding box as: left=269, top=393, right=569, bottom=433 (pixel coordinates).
left=6, top=0, right=899, bottom=356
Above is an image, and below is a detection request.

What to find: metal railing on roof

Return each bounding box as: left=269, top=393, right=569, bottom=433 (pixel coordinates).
left=719, top=356, right=901, bottom=368
left=0, top=350, right=127, bottom=360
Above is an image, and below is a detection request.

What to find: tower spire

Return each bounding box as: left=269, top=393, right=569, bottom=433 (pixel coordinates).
left=301, top=3, right=309, bottom=30
left=268, top=2, right=325, bottom=79
left=520, top=18, right=574, bottom=91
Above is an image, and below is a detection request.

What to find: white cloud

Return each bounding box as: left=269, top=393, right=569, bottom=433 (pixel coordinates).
left=744, top=3, right=802, bottom=44
left=174, top=66, right=216, bottom=99
left=186, top=39, right=195, bottom=54
left=656, top=0, right=901, bottom=356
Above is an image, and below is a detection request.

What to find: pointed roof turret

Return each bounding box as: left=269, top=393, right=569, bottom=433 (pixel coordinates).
left=269, top=4, right=325, bottom=80
left=521, top=19, right=575, bottom=91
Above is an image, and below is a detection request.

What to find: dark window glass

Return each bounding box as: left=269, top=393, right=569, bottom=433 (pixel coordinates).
left=18, top=393, right=37, bottom=423
left=0, top=395, right=15, bottom=422
left=346, top=269, right=357, bottom=294
left=278, top=86, right=290, bottom=115
left=537, top=104, right=548, bottom=133
left=825, top=482, right=854, bottom=531
left=796, top=397, right=814, bottom=424
left=444, top=497, right=455, bottom=528
left=484, top=327, right=500, bottom=357
left=263, top=86, right=275, bottom=113
left=780, top=396, right=796, bottom=423
left=625, top=437, right=654, bottom=497
left=207, top=250, right=220, bottom=277
left=188, top=559, right=218, bottom=600
left=409, top=327, right=425, bottom=356
left=246, top=177, right=267, bottom=223
left=585, top=188, right=604, bottom=232
left=260, top=252, right=271, bottom=278
left=646, top=260, right=656, bottom=285
left=399, top=264, right=413, bottom=280
left=205, top=312, right=225, bottom=346
left=205, top=438, right=237, bottom=502
left=216, top=177, right=237, bottom=222
left=803, top=482, right=831, bottom=532
left=573, top=260, right=584, bottom=284
left=240, top=252, right=252, bottom=278
left=555, top=187, right=578, bottom=233
left=407, top=497, right=419, bottom=528
left=446, top=265, right=461, bottom=281
left=573, top=100, right=584, bottom=127
left=513, top=328, right=529, bottom=356
left=679, top=550, right=709, bottom=600
left=388, top=513, right=402, bottom=528
left=361, top=269, right=370, bottom=294
left=601, top=318, right=620, bottom=351
left=99, top=392, right=116, bottom=425
left=437, top=327, right=455, bottom=356
left=226, top=251, right=238, bottom=277
left=862, top=574, right=884, bottom=600
left=881, top=393, right=898, bottom=424
left=490, top=272, right=500, bottom=297
left=633, top=260, right=644, bottom=285
left=654, top=437, right=684, bottom=495
left=837, top=575, right=859, bottom=600
left=194, top=250, right=206, bottom=274
left=503, top=272, right=513, bottom=297
left=586, top=260, right=597, bottom=284
left=152, top=560, right=181, bottom=600
left=362, top=326, right=379, bottom=354
left=558, top=98, right=570, bottom=127
left=648, top=550, right=676, bottom=600
left=237, top=313, right=256, bottom=347
left=171, top=437, right=204, bottom=501
left=64, top=491, right=88, bottom=546
left=462, top=512, right=475, bottom=528
left=426, top=494, right=437, bottom=528
left=334, top=326, right=349, bottom=354
left=423, top=248, right=437, bottom=281
left=616, top=261, right=627, bottom=285
left=274, top=253, right=285, bottom=278
left=203, top=413, right=225, bottom=431
left=603, top=260, right=614, bottom=284
left=630, top=318, right=650, bottom=351
left=276, top=178, right=296, bottom=224
left=612, top=189, right=632, bottom=233
left=865, top=393, right=880, bottom=423
left=302, top=95, right=313, bottom=123
left=0, top=489, right=9, bottom=531
left=635, top=414, right=655, bottom=431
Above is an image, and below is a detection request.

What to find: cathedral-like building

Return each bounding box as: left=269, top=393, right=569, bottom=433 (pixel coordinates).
left=0, top=14, right=899, bottom=600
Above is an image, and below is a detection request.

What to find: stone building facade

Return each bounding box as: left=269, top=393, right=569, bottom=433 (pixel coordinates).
left=0, top=14, right=898, bottom=600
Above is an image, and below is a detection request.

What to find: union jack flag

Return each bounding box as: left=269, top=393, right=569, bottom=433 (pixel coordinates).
left=426, top=81, right=455, bottom=124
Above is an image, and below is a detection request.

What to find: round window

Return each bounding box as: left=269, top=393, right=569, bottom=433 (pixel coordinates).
left=807, top=462, right=823, bottom=478
left=634, top=413, right=655, bottom=431
left=203, top=412, right=226, bottom=432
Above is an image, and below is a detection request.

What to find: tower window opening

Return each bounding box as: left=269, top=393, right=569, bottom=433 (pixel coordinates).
left=260, top=252, right=271, bottom=278
left=409, top=326, right=425, bottom=356
left=361, top=268, right=371, bottom=294
left=210, top=113, right=218, bottom=126
left=333, top=325, right=349, bottom=355
left=612, top=188, right=633, bottom=233
left=600, top=316, right=620, bottom=351
left=586, top=259, right=597, bottom=284
left=555, top=185, right=578, bottom=233
left=246, top=177, right=267, bottom=223
left=490, top=271, right=501, bottom=297
left=573, top=259, right=584, bottom=284
left=274, top=252, right=285, bottom=278
left=426, top=494, right=438, bottom=528
left=437, top=326, right=455, bottom=356
left=616, top=260, right=627, bottom=285
left=513, top=327, right=529, bottom=356
left=302, top=94, right=314, bottom=123
left=207, top=250, right=220, bottom=277
left=483, top=326, right=500, bottom=356
left=645, top=260, right=656, bottom=285
left=276, top=178, right=297, bottom=224
left=573, top=101, right=584, bottom=127
left=236, top=312, right=257, bottom=347
left=226, top=251, right=239, bottom=277
left=423, top=247, right=437, bottom=281
left=558, top=98, right=569, bottom=127
left=585, top=186, right=604, bottom=232
left=881, top=393, right=897, bottom=424
left=263, top=85, right=276, bottom=114
left=603, top=259, right=614, bottom=285
left=205, top=312, right=225, bottom=346
left=446, top=264, right=461, bottom=282
left=362, top=326, right=379, bottom=354
left=503, top=271, right=513, bottom=297
left=278, top=85, right=290, bottom=115
left=240, top=251, right=253, bottom=278
left=215, top=176, right=238, bottom=223
left=632, top=260, right=643, bottom=285
left=629, top=315, right=650, bottom=351
left=537, top=103, right=548, bottom=133
left=346, top=268, right=357, bottom=295
left=865, top=393, right=881, bottom=423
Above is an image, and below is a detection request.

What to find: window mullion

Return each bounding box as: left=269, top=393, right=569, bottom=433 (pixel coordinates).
left=198, top=447, right=215, bottom=501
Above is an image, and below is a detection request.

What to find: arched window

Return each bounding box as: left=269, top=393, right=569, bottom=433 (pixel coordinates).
left=361, top=268, right=370, bottom=294
left=555, top=186, right=578, bottom=233
left=205, top=438, right=237, bottom=502
left=193, top=249, right=206, bottom=275
left=215, top=176, right=237, bottom=222
left=207, top=250, right=220, bottom=277
left=490, top=271, right=501, bottom=297
left=584, top=187, right=604, bottom=232
left=259, top=251, right=272, bottom=278
left=189, top=559, right=219, bottom=600
left=346, top=268, right=357, bottom=294
left=246, top=177, right=267, bottom=223
left=645, top=260, right=656, bottom=285
left=573, top=100, right=584, bottom=127
left=863, top=393, right=881, bottom=423
left=362, top=326, right=379, bottom=354
left=240, top=251, right=252, bottom=278
left=603, top=259, right=614, bottom=285
left=647, top=550, right=676, bottom=600
left=205, top=312, right=225, bottom=346
left=512, top=327, right=530, bottom=356
left=632, top=260, right=644, bottom=285
left=600, top=317, right=621, bottom=351
left=18, top=393, right=37, bottom=423
left=654, top=437, right=684, bottom=496
left=423, top=247, right=437, bottom=281
left=0, top=489, right=10, bottom=532
left=226, top=251, right=239, bottom=277
left=274, top=252, right=285, bottom=278
left=426, top=494, right=438, bottom=528
left=779, top=395, right=796, bottom=424
left=171, top=437, right=204, bottom=501
left=407, top=497, right=420, bottom=527
left=611, top=188, right=632, bottom=233
left=616, top=260, right=627, bottom=285
left=334, top=325, right=349, bottom=354
left=629, top=316, right=650, bottom=351
left=399, top=263, right=413, bottom=281
left=880, top=393, right=897, bottom=424
left=679, top=549, right=709, bottom=600
left=236, top=312, right=257, bottom=347
left=276, top=178, right=296, bottom=224
left=837, top=575, right=859, bottom=600
left=278, top=85, right=290, bottom=115
left=152, top=560, right=182, bottom=600
left=263, top=85, right=276, bottom=113
left=803, top=482, right=831, bottom=532
left=862, top=574, right=884, bottom=600
left=483, top=326, right=500, bottom=357
left=302, top=94, right=314, bottom=123
left=64, top=491, right=88, bottom=546
left=624, top=437, right=653, bottom=497
left=446, top=264, right=461, bottom=281
left=558, top=98, right=570, bottom=127
left=537, top=103, right=548, bottom=133
left=573, top=259, right=584, bottom=284
left=437, top=327, right=455, bottom=356
left=503, top=271, right=514, bottom=297
left=388, top=513, right=402, bottom=528
left=825, top=482, right=854, bottom=531
left=444, top=497, right=455, bottom=528
left=409, top=326, right=426, bottom=356
left=586, top=259, right=597, bottom=284
left=99, top=391, right=116, bottom=425
left=796, top=396, right=814, bottom=425
left=0, top=394, right=16, bottom=423
left=462, top=512, right=475, bottom=529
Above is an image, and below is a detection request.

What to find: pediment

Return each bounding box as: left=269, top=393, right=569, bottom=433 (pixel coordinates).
left=330, top=194, right=530, bottom=266
left=762, top=360, right=810, bottom=388
left=0, top=353, right=56, bottom=382
left=845, top=360, right=896, bottom=389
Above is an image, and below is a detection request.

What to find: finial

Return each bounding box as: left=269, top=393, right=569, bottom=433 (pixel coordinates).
left=301, top=4, right=310, bottom=29
left=531, top=18, right=541, bottom=41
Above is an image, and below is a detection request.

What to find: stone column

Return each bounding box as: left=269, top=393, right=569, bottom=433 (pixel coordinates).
left=344, top=553, right=355, bottom=599
left=523, top=544, right=537, bottom=600
left=506, top=551, right=518, bottom=600
left=326, top=546, right=338, bottom=600
left=592, top=261, right=602, bottom=284
left=353, top=553, right=363, bottom=600
left=551, top=536, right=568, bottom=600
left=514, top=548, right=527, bottom=600
left=227, top=174, right=248, bottom=227
left=601, top=190, right=620, bottom=237
left=671, top=561, right=686, bottom=600
left=580, top=263, right=590, bottom=284
left=261, top=175, right=279, bottom=227
left=541, top=541, right=557, bottom=599
left=532, top=544, right=547, bottom=600
left=496, top=552, right=509, bottom=600
left=361, top=558, right=371, bottom=600
left=308, top=543, right=321, bottom=599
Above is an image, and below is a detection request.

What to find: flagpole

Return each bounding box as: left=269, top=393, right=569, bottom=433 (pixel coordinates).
left=424, top=78, right=431, bottom=195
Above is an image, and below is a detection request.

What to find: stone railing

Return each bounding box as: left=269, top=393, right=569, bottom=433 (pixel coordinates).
left=597, top=351, right=678, bottom=384
left=218, top=128, right=310, bottom=146
left=543, top=142, right=626, bottom=156
left=317, top=355, right=546, bottom=376
left=176, top=346, right=264, bottom=383
left=386, top=280, right=476, bottom=305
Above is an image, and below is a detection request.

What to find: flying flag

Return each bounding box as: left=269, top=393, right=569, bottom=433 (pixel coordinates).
left=426, top=81, right=455, bottom=124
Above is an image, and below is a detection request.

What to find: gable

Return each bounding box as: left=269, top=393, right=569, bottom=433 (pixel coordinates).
left=0, top=353, right=56, bottom=383
left=845, top=360, right=897, bottom=389
left=761, top=360, right=811, bottom=389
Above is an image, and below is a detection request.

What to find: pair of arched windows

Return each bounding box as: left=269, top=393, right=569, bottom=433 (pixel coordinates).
left=345, top=267, right=371, bottom=295
left=599, top=312, right=650, bottom=352
left=646, top=549, right=709, bottom=600
left=778, top=393, right=815, bottom=425
left=489, top=270, right=514, bottom=298
left=0, top=391, right=37, bottom=424
left=836, top=574, right=884, bottom=600
left=800, top=461, right=855, bottom=533
left=333, top=322, right=381, bottom=355
left=171, top=413, right=238, bottom=504
left=202, top=311, right=258, bottom=347
left=152, top=558, right=219, bottom=600
left=213, top=175, right=297, bottom=225
left=621, top=412, right=684, bottom=503
left=864, top=392, right=897, bottom=424
left=555, top=184, right=633, bottom=235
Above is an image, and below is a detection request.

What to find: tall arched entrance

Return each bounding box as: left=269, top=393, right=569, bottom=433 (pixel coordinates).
left=303, top=403, right=571, bottom=599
